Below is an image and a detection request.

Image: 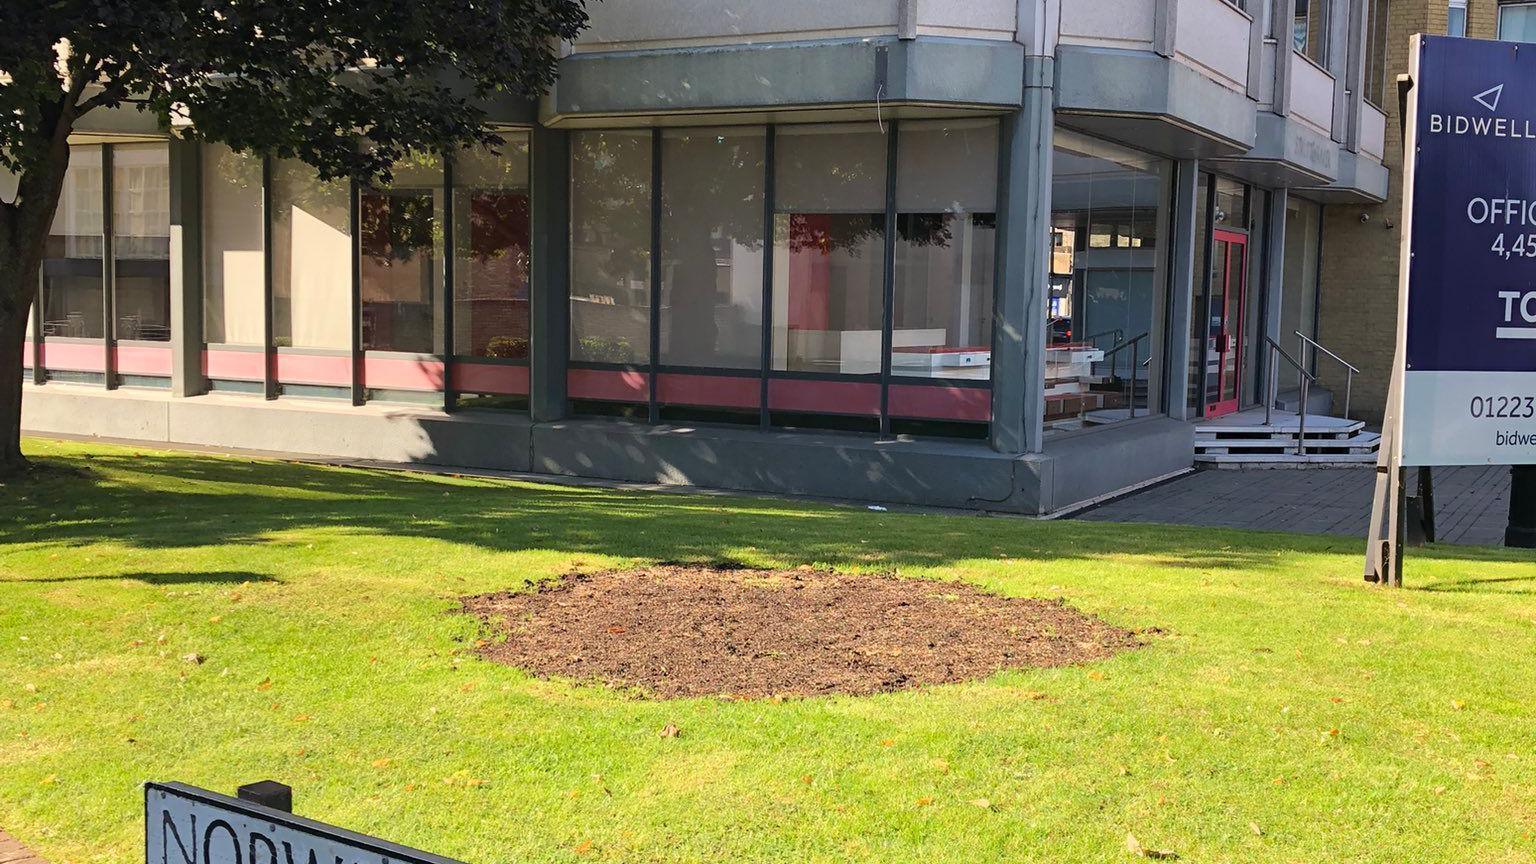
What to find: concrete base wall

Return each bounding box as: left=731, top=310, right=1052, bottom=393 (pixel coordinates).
left=22, top=385, right=1195, bottom=515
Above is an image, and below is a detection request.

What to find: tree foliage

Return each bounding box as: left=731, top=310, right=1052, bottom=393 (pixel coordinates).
left=0, top=0, right=589, bottom=474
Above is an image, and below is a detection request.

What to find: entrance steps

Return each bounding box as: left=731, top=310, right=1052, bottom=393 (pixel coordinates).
left=1273, top=385, right=1335, bottom=416
left=1194, top=410, right=1379, bottom=467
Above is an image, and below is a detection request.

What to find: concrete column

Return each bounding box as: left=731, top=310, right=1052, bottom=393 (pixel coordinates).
left=1332, top=0, right=1363, bottom=144
left=529, top=125, right=570, bottom=423
left=1262, top=188, right=1289, bottom=403
left=167, top=137, right=205, bottom=398
left=990, top=54, right=1053, bottom=455
left=1272, top=0, right=1293, bottom=116
left=1153, top=0, right=1177, bottom=58
left=1165, top=159, right=1200, bottom=422
left=1341, top=0, right=1370, bottom=151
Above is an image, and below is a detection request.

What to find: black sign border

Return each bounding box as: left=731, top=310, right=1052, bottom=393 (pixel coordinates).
left=144, top=781, right=467, bottom=864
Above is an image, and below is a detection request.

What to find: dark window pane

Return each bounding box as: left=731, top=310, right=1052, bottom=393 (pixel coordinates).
left=771, top=124, right=888, bottom=375
left=43, top=145, right=105, bottom=340
left=453, top=136, right=531, bottom=360
left=571, top=131, right=652, bottom=365
left=659, top=127, right=765, bottom=371
left=112, top=143, right=171, bottom=342
left=360, top=153, right=443, bottom=355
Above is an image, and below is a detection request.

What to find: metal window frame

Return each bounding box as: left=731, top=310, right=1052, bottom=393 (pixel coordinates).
left=647, top=128, right=663, bottom=425
left=570, top=119, right=994, bottom=435
left=260, top=155, right=277, bottom=400
left=102, top=143, right=117, bottom=390
left=441, top=152, right=457, bottom=412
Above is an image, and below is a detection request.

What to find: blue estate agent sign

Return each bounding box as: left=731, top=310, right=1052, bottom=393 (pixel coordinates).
left=1403, top=35, right=1536, bottom=465
left=145, top=782, right=466, bottom=864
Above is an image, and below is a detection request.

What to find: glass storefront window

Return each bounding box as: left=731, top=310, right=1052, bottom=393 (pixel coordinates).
left=1213, top=177, right=1248, bottom=231
left=271, top=159, right=352, bottom=350
left=453, top=134, right=531, bottom=360
left=771, top=124, right=888, bottom=375
left=659, top=127, right=766, bottom=371
left=203, top=145, right=265, bottom=346
left=1281, top=199, right=1322, bottom=356
left=111, top=144, right=171, bottom=342
left=360, top=152, right=443, bottom=354
left=891, top=119, right=998, bottom=381
left=1048, top=131, right=1167, bottom=430
left=1294, top=0, right=1330, bottom=64
left=43, top=145, right=105, bottom=340
left=571, top=130, right=652, bottom=365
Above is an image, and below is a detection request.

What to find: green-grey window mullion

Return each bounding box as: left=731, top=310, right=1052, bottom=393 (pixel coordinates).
left=759, top=125, right=776, bottom=430
left=102, top=143, right=117, bottom=390
left=878, top=121, right=899, bottom=438
left=441, top=151, right=456, bottom=413
left=648, top=128, right=662, bottom=425
left=31, top=268, right=43, bottom=384
left=1195, top=175, right=1217, bottom=417
left=349, top=177, right=364, bottom=406
left=261, top=155, right=277, bottom=400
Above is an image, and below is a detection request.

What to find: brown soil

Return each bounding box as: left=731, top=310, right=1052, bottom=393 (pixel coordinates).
left=462, top=566, right=1141, bottom=699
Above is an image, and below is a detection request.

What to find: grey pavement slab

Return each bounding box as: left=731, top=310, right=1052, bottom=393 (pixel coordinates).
left=1075, top=466, right=1515, bottom=547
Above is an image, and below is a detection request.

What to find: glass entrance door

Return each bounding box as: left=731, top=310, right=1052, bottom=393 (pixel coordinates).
left=1204, top=229, right=1248, bottom=418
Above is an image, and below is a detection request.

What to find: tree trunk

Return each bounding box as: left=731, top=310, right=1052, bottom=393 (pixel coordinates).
left=0, top=278, right=32, bottom=477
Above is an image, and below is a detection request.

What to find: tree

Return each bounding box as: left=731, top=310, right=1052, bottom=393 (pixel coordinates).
left=0, top=0, right=589, bottom=476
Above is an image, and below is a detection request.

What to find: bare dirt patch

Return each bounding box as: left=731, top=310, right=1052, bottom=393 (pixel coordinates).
left=462, top=566, right=1141, bottom=699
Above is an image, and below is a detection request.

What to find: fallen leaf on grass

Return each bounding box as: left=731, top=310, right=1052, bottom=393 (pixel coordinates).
left=1087, top=670, right=1106, bottom=681
left=39, top=774, right=57, bottom=786
left=879, top=739, right=895, bottom=748
left=969, top=798, right=992, bottom=811
left=182, top=653, right=205, bottom=665
left=1125, top=833, right=1179, bottom=859
left=659, top=723, right=680, bottom=739
left=371, top=758, right=393, bottom=769
left=1248, top=822, right=1263, bottom=836
left=1451, top=699, right=1466, bottom=711
left=573, top=840, right=594, bottom=856
left=208, top=615, right=223, bottom=624
left=257, top=678, right=273, bottom=691
left=916, top=796, right=934, bottom=807
left=292, top=714, right=311, bottom=723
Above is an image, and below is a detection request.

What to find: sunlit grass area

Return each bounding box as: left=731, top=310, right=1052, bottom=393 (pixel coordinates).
left=2, top=438, right=1534, bottom=864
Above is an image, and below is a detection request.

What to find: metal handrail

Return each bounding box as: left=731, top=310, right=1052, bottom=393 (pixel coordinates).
left=1102, top=332, right=1150, bottom=420
left=1264, top=336, right=1315, bottom=455
left=1295, top=331, right=1359, bottom=420
left=1295, top=331, right=1359, bottom=374
left=1082, top=327, right=1124, bottom=347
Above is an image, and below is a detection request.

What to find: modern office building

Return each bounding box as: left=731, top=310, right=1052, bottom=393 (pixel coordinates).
left=16, top=0, right=1391, bottom=513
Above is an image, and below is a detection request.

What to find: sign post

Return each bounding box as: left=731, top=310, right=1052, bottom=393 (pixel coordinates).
left=1369, top=35, right=1536, bottom=584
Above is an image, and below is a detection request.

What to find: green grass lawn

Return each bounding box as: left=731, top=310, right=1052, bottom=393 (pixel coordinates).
left=2, top=438, right=1535, bottom=864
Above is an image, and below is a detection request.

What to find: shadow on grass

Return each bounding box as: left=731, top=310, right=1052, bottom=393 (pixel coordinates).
left=1413, top=572, right=1536, bottom=595
left=3, top=447, right=1532, bottom=580
left=8, top=571, right=280, bottom=586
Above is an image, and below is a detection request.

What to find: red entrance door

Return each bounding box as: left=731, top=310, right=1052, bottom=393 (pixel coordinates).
left=1204, top=230, right=1248, bottom=418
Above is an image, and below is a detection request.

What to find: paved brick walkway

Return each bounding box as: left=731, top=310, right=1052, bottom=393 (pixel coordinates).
left=1076, top=466, right=1514, bottom=547
left=0, top=830, right=46, bottom=864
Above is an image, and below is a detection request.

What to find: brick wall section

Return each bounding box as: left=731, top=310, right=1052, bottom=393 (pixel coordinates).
left=1314, top=1, right=1500, bottom=425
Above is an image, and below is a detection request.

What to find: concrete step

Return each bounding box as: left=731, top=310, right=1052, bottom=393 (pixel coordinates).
left=1196, top=432, right=1380, bottom=456
left=1273, top=385, right=1335, bottom=416
left=1195, top=415, right=1364, bottom=439
left=1196, top=451, right=1379, bottom=468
